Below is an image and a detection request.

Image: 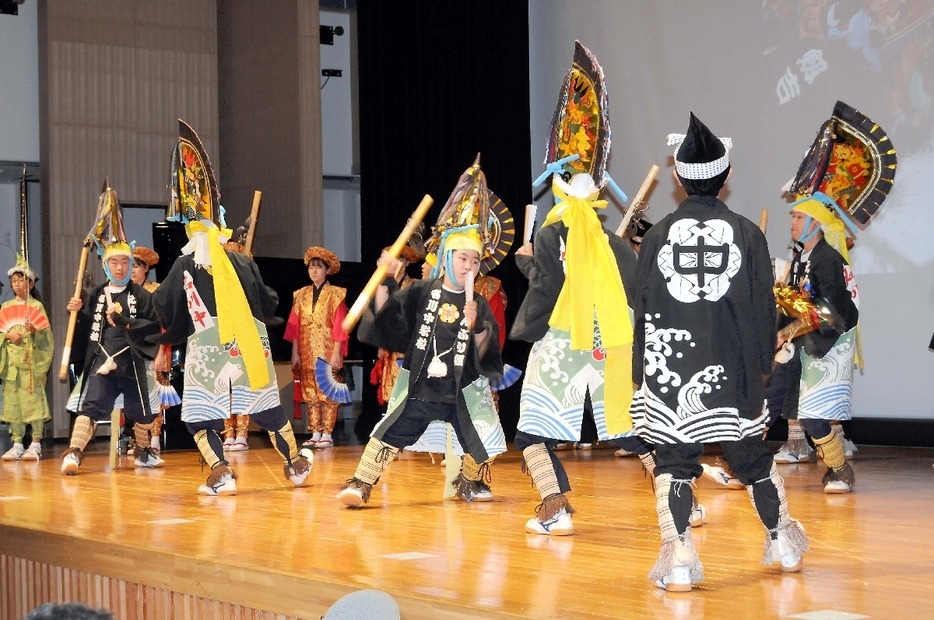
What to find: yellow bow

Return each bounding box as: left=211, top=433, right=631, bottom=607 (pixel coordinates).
left=186, top=220, right=269, bottom=390
left=543, top=184, right=633, bottom=434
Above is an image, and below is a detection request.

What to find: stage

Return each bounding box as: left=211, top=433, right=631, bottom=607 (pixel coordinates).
left=1, top=441, right=933, bottom=619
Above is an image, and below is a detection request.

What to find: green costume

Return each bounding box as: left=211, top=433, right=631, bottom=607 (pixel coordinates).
left=0, top=297, right=54, bottom=438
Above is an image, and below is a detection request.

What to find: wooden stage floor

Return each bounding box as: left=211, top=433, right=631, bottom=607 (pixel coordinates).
left=1, top=441, right=933, bottom=619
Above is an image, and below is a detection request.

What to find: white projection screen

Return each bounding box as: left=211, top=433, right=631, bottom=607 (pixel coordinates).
left=529, top=1, right=934, bottom=419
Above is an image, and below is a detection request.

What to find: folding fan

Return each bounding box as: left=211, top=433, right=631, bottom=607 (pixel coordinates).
left=0, top=304, right=50, bottom=333
left=314, top=357, right=353, bottom=404
left=490, top=364, right=522, bottom=392
left=156, top=372, right=182, bottom=408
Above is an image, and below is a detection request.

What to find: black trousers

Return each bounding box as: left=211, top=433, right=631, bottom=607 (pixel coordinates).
left=80, top=375, right=154, bottom=424
left=378, top=398, right=475, bottom=457
left=656, top=436, right=780, bottom=534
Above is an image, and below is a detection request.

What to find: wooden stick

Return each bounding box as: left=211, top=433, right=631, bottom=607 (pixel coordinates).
left=109, top=408, right=120, bottom=471
left=758, top=209, right=769, bottom=234
left=524, top=204, right=537, bottom=243
left=341, top=194, right=434, bottom=333
left=615, top=164, right=659, bottom=237
left=58, top=244, right=91, bottom=382
left=244, top=190, right=262, bottom=256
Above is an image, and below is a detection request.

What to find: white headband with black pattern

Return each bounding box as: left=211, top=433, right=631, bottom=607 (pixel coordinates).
left=667, top=133, right=733, bottom=180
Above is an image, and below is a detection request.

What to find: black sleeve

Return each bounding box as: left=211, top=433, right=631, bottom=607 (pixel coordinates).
left=748, top=223, right=778, bottom=374
left=357, top=279, right=422, bottom=353
left=123, top=285, right=161, bottom=361
left=509, top=224, right=566, bottom=342
left=151, top=257, right=195, bottom=345
left=607, top=230, right=638, bottom=302
left=473, top=296, right=503, bottom=381
left=515, top=254, right=534, bottom=279
left=631, top=229, right=661, bottom=386
left=803, top=245, right=858, bottom=358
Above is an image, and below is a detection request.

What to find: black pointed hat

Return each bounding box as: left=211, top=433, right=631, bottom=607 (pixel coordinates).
left=668, top=112, right=732, bottom=180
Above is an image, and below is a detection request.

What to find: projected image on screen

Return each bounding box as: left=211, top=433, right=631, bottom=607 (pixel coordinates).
left=762, top=0, right=934, bottom=273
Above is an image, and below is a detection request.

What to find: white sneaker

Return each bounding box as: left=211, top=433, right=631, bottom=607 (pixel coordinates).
left=701, top=463, right=745, bottom=489
left=472, top=486, right=493, bottom=502
left=22, top=442, right=42, bottom=461
left=134, top=448, right=166, bottom=468
left=150, top=436, right=161, bottom=453
left=287, top=453, right=313, bottom=486
left=843, top=438, right=858, bottom=459
left=2, top=443, right=25, bottom=461
left=689, top=503, right=706, bottom=528
left=655, top=565, right=692, bottom=592
left=773, top=449, right=812, bottom=464
left=823, top=479, right=852, bottom=494
left=337, top=485, right=366, bottom=507
left=198, top=470, right=237, bottom=496
left=614, top=448, right=635, bottom=457
left=222, top=437, right=235, bottom=451
left=228, top=436, right=249, bottom=452
left=775, top=532, right=803, bottom=572
left=525, top=509, right=574, bottom=536
left=61, top=449, right=82, bottom=475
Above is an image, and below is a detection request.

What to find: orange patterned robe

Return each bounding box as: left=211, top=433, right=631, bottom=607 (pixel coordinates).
left=285, top=282, right=349, bottom=405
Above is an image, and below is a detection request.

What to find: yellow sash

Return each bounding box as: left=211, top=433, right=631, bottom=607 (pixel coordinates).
left=186, top=221, right=269, bottom=390
left=543, top=185, right=633, bottom=433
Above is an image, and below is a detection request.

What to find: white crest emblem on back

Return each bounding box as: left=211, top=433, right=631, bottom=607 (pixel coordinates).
left=658, top=219, right=741, bottom=303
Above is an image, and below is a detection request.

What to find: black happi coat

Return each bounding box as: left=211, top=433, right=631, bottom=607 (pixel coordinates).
left=632, top=195, right=775, bottom=444
left=72, top=282, right=160, bottom=417
left=152, top=252, right=280, bottom=346
left=358, top=277, right=503, bottom=461
left=510, top=220, right=637, bottom=343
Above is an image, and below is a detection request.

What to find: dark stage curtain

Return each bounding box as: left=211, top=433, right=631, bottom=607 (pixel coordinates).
left=356, top=1, right=533, bottom=440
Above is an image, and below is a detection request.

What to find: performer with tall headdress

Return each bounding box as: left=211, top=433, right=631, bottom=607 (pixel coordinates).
left=283, top=245, right=349, bottom=450
left=511, top=41, right=638, bottom=536
left=400, top=160, right=514, bottom=499
left=630, top=113, right=808, bottom=591
left=152, top=120, right=312, bottom=495
left=769, top=101, right=896, bottom=494
left=62, top=182, right=165, bottom=474
left=337, top=156, right=506, bottom=507
left=0, top=255, right=53, bottom=461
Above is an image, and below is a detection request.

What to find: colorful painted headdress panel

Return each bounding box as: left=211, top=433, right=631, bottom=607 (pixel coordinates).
left=169, top=119, right=221, bottom=227
left=545, top=41, right=611, bottom=188
left=89, top=179, right=132, bottom=260
left=427, top=155, right=515, bottom=274
left=789, top=101, right=896, bottom=224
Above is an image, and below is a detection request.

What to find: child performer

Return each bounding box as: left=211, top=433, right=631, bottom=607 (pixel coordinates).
left=152, top=120, right=311, bottom=495
left=1, top=256, right=54, bottom=461
left=283, top=246, right=349, bottom=449
left=337, top=159, right=507, bottom=507
left=63, top=184, right=165, bottom=474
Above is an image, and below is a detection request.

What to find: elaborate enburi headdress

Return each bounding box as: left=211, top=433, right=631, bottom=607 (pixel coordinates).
left=787, top=100, right=897, bottom=261
left=88, top=179, right=134, bottom=285
left=668, top=112, right=732, bottom=180
left=426, top=154, right=514, bottom=279
left=8, top=253, right=36, bottom=281
left=168, top=119, right=224, bottom=229
left=545, top=41, right=612, bottom=188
